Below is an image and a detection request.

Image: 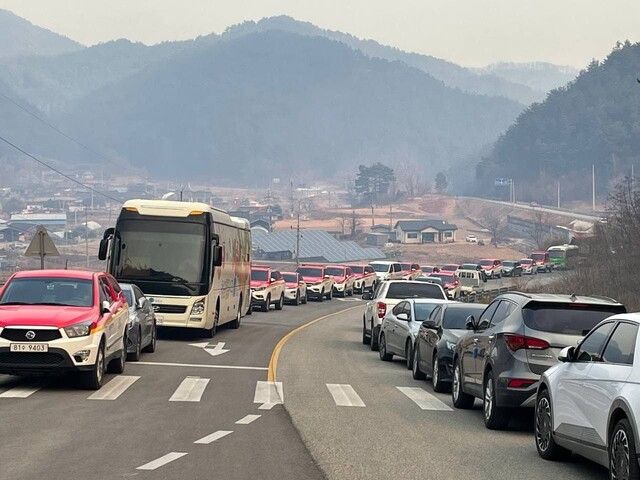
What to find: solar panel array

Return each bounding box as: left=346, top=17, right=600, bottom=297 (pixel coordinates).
left=252, top=229, right=386, bottom=263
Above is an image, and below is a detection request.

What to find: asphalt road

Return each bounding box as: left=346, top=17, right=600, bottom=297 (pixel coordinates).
left=0, top=297, right=356, bottom=480
left=278, top=305, right=608, bottom=480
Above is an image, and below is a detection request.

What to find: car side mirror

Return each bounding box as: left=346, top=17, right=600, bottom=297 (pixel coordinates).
left=422, top=319, right=437, bottom=329
left=101, top=300, right=111, bottom=315
left=465, top=315, right=476, bottom=330
left=137, top=298, right=145, bottom=310
left=396, top=312, right=409, bottom=321
left=362, top=292, right=372, bottom=300
left=558, top=346, right=575, bottom=363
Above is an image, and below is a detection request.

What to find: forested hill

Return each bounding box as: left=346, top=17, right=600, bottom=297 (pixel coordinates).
left=0, top=9, right=83, bottom=58
left=477, top=42, right=640, bottom=202
left=50, top=31, right=523, bottom=182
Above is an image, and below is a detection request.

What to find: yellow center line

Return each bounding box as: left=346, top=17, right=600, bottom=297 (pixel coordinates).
left=267, top=305, right=363, bottom=382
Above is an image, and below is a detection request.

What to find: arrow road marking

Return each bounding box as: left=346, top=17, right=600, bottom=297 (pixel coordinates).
left=189, top=341, right=230, bottom=357
left=254, top=381, right=283, bottom=410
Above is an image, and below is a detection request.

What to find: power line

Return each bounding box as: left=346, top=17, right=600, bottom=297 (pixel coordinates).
left=0, top=90, right=130, bottom=171
left=0, top=134, right=120, bottom=203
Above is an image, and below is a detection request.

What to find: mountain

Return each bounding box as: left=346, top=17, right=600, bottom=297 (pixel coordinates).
left=473, top=62, right=579, bottom=95
left=0, top=9, right=83, bottom=58
left=0, top=38, right=216, bottom=113
left=224, top=16, right=544, bottom=105
left=477, top=41, right=640, bottom=202
left=51, top=31, right=523, bottom=183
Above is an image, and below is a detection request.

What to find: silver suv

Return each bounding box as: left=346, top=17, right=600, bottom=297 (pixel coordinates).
left=362, top=280, right=447, bottom=350
left=451, top=292, right=626, bottom=430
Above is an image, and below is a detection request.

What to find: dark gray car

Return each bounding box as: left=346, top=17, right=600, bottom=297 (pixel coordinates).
left=121, top=283, right=157, bottom=361
left=451, top=292, right=625, bottom=430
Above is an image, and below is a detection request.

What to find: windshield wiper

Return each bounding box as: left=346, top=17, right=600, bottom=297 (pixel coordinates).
left=0, top=301, right=33, bottom=305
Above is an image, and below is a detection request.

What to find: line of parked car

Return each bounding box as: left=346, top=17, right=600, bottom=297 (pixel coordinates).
left=362, top=277, right=640, bottom=479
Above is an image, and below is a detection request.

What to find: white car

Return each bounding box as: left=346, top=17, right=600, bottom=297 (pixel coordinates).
left=465, top=235, right=479, bottom=243
left=535, top=313, right=640, bottom=478
left=362, top=280, right=447, bottom=351
left=378, top=298, right=450, bottom=368
left=369, top=261, right=404, bottom=282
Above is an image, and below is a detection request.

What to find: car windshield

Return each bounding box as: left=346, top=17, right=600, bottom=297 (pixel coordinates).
left=325, top=267, right=345, bottom=276
left=479, top=260, right=493, bottom=266
left=122, top=288, right=134, bottom=306
left=401, top=264, right=411, bottom=270
left=350, top=266, right=364, bottom=274
left=282, top=273, right=298, bottom=283
left=441, top=265, right=457, bottom=271
left=386, top=283, right=446, bottom=300
left=297, top=267, right=323, bottom=277
left=429, top=274, right=454, bottom=282
left=461, top=264, right=477, bottom=269
left=0, top=278, right=94, bottom=307
left=414, top=303, right=439, bottom=321
left=251, top=270, right=268, bottom=281
left=421, top=266, right=434, bottom=273
left=370, top=263, right=390, bottom=273
left=523, top=302, right=626, bottom=335
left=520, top=259, right=533, bottom=265
left=443, top=306, right=485, bottom=329
left=503, top=261, right=515, bottom=267
left=530, top=253, right=546, bottom=261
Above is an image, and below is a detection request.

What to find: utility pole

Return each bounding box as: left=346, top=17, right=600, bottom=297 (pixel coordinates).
left=388, top=205, right=393, bottom=231
left=85, top=206, right=89, bottom=268
left=295, top=201, right=301, bottom=266
left=557, top=181, right=561, bottom=209
left=592, top=164, right=596, bottom=211
left=370, top=204, right=375, bottom=227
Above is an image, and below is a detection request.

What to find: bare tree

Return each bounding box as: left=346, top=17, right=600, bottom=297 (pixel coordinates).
left=348, top=209, right=362, bottom=238
left=481, top=207, right=507, bottom=246
left=529, top=210, right=551, bottom=249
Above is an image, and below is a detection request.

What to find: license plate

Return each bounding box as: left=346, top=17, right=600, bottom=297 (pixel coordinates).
left=10, top=343, right=49, bottom=352
left=155, top=316, right=164, bottom=325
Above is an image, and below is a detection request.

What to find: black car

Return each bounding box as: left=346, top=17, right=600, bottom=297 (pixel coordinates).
left=412, top=303, right=486, bottom=392
left=460, top=263, right=488, bottom=282
left=451, top=292, right=626, bottom=430
left=501, top=260, right=523, bottom=277
left=120, top=283, right=158, bottom=361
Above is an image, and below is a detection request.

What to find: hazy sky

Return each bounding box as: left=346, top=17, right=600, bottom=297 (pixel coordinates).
left=1, top=0, right=639, bottom=68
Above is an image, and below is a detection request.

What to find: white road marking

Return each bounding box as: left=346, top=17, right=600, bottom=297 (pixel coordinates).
left=0, top=384, right=42, bottom=398
left=236, top=414, right=261, bottom=425
left=188, top=341, right=230, bottom=357
left=194, top=430, right=233, bottom=444
left=254, top=381, right=283, bottom=409
left=326, top=383, right=366, bottom=407
left=87, top=375, right=140, bottom=400
left=169, top=376, right=210, bottom=402
left=396, top=386, right=453, bottom=411
left=137, top=452, right=188, bottom=470
left=136, top=361, right=267, bottom=371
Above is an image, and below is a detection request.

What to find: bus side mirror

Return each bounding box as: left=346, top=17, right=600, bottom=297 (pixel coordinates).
left=213, top=245, right=223, bottom=267
left=98, top=239, right=108, bottom=261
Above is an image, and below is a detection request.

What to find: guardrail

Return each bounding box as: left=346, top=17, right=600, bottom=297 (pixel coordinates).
left=460, top=286, right=516, bottom=304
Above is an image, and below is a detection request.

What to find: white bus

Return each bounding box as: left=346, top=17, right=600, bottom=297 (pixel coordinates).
left=547, top=244, right=579, bottom=270
left=99, top=200, right=251, bottom=337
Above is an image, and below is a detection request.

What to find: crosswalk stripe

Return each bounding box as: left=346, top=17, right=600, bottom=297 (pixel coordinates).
left=0, top=384, right=42, bottom=398
left=169, top=377, right=210, bottom=402
left=254, top=381, right=283, bottom=410
left=326, top=384, right=366, bottom=407
left=88, top=375, right=140, bottom=400
left=137, top=452, right=188, bottom=470
left=194, top=430, right=233, bottom=444
left=396, top=386, right=453, bottom=411
left=236, top=414, right=261, bottom=425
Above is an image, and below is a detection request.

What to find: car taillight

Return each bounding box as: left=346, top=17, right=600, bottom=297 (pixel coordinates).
left=504, top=334, right=550, bottom=351
left=377, top=302, right=387, bottom=319
left=508, top=379, right=536, bottom=388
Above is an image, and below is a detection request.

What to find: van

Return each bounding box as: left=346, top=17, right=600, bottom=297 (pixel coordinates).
left=457, top=269, right=484, bottom=295
left=369, top=261, right=403, bottom=281
left=529, top=252, right=552, bottom=272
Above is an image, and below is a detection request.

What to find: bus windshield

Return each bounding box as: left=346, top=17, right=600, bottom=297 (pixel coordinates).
left=112, top=219, right=208, bottom=296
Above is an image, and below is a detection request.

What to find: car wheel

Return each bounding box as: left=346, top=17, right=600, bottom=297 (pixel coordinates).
left=535, top=389, right=570, bottom=460
left=107, top=333, right=126, bottom=374
left=204, top=307, right=219, bottom=337
left=362, top=317, right=371, bottom=345
left=451, top=358, right=474, bottom=409
left=302, top=292, right=308, bottom=304
left=379, top=333, right=393, bottom=361
left=142, top=322, right=157, bottom=353
left=246, top=301, right=253, bottom=315
left=432, top=354, right=448, bottom=393
left=81, top=340, right=105, bottom=390
left=275, top=293, right=284, bottom=310
left=370, top=321, right=379, bottom=351
left=128, top=327, right=142, bottom=362
left=318, top=289, right=324, bottom=302
left=327, top=288, right=333, bottom=300
left=405, top=340, right=413, bottom=370
left=294, top=290, right=300, bottom=306
left=483, top=370, right=510, bottom=430
left=610, top=418, right=640, bottom=480
left=412, top=344, right=426, bottom=380
left=230, top=299, right=242, bottom=329
left=262, top=294, right=271, bottom=312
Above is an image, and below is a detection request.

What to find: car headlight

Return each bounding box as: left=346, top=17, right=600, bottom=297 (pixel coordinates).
left=65, top=321, right=93, bottom=338
left=191, top=300, right=205, bottom=315
left=253, top=286, right=266, bottom=291
left=446, top=341, right=456, bottom=351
